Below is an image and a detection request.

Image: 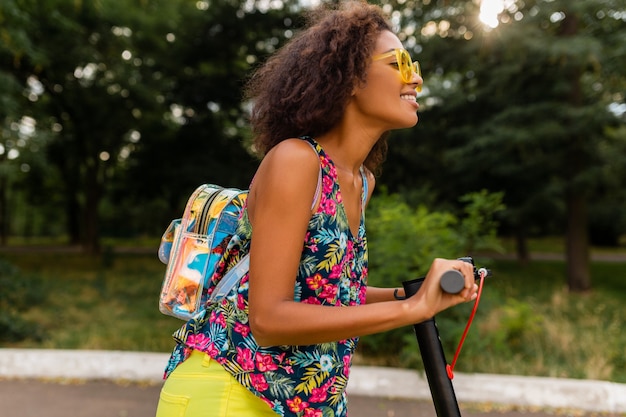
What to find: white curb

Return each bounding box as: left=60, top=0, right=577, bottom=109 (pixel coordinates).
left=1, top=349, right=625, bottom=413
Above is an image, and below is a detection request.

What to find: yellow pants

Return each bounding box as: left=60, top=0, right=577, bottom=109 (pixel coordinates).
left=155, top=350, right=276, bottom=417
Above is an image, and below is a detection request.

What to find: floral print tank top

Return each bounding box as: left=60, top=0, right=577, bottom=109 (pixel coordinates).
left=163, top=137, right=369, bottom=417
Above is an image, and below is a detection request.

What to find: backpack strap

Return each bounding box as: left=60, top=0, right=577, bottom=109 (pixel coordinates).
left=209, top=252, right=250, bottom=303
left=304, top=139, right=323, bottom=213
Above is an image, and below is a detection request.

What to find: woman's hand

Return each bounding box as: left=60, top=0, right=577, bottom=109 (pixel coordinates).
left=407, top=258, right=479, bottom=322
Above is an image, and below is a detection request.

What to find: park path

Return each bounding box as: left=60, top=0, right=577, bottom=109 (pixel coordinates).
left=0, top=378, right=612, bottom=417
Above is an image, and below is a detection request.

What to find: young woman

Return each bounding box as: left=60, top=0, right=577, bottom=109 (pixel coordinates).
left=156, top=2, right=478, bottom=416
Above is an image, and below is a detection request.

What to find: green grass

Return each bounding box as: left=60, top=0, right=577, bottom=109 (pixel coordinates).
left=497, top=235, right=626, bottom=254
left=1, top=248, right=625, bottom=384
left=5, top=235, right=161, bottom=249
left=457, top=258, right=626, bottom=382
left=2, top=251, right=181, bottom=352
left=355, top=257, right=626, bottom=384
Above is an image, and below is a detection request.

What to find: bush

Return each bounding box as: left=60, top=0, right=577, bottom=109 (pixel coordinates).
left=0, top=258, right=46, bottom=342
left=358, top=190, right=505, bottom=363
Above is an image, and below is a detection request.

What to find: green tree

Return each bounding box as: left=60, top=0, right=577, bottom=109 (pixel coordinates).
left=2, top=0, right=183, bottom=252
left=118, top=0, right=301, bottom=233
left=0, top=0, right=45, bottom=244
left=380, top=0, right=626, bottom=291
left=1, top=0, right=303, bottom=247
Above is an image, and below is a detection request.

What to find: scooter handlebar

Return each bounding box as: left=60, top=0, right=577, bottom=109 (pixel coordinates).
left=439, top=257, right=491, bottom=294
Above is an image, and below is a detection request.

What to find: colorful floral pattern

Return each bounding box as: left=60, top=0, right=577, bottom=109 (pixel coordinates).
left=163, top=137, right=368, bottom=417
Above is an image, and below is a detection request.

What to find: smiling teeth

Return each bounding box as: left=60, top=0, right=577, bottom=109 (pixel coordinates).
left=401, top=95, right=416, bottom=102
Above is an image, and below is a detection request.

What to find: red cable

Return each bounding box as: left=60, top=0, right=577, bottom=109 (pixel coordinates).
left=446, top=269, right=487, bottom=380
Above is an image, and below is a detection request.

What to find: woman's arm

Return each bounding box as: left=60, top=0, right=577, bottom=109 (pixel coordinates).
left=365, top=286, right=405, bottom=303
left=246, top=140, right=477, bottom=347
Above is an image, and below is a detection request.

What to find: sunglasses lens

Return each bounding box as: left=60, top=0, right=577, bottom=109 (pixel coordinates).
left=398, top=50, right=411, bottom=82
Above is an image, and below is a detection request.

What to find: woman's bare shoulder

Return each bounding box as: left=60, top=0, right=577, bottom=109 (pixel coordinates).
left=249, top=138, right=320, bottom=214
left=257, top=138, right=319, bottom=179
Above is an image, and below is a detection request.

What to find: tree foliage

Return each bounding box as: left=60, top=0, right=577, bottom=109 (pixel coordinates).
left=361, top=188, right=504, bottom=358
left=0, top=0, right=300, bottom=248
left=1, top=0, right=625, bottom=291
left=116, top=0, right=302, bottom=233
left=379, top=0, right=626, bottom=290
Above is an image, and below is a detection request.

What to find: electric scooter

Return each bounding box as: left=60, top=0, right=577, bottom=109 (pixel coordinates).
left=400, top=257, right=491, bottom=417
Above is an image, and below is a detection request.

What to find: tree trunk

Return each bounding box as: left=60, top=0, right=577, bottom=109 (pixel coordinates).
left=514, top=227, right=529, bottom=266
left=560, top=11, right=591, bottom=292
left=0, top=174, right=7, bottom=246
left=565, top=193, right=590, bottom=292
left=82, top=160, right=101, bottom=255
left=67, top=193, right=81, bottom=245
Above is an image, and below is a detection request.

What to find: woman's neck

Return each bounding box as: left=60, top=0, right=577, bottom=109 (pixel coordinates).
left=315, top=125, right=381, bottom=174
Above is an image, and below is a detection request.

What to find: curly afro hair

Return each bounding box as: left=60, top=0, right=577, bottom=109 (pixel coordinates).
left=245, top=0, right=393, bottom=174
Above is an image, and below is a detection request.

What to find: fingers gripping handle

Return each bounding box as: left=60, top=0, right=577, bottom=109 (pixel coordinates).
left=439, top=257, right=491, bottom=294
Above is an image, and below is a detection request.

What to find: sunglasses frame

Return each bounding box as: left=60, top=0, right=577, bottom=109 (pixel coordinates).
left=373, top=48, right=422, bottom=92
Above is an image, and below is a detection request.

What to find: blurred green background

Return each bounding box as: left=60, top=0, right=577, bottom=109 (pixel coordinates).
left=1, top=0, right=625, bottom=383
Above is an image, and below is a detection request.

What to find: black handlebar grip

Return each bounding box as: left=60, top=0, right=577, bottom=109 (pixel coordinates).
left=440, top=270, right=465, bottom=294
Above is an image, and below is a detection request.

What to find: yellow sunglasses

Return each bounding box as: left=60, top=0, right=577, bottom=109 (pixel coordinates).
left=373, top=48, right=422, bottom=92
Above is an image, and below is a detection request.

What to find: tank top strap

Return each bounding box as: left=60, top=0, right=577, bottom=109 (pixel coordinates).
left=359, top=166, right=369, bottom=208
left=302, top=135, right=369, bottom=213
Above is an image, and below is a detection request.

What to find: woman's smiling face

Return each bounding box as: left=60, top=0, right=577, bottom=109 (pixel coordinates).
left=350, top=30, right=423, bottom=131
